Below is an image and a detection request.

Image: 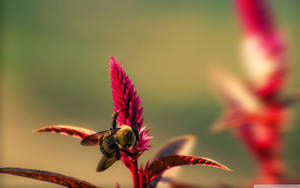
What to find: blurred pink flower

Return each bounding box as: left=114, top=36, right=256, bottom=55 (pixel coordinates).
left=210, top=0, right=298, bottom=185
left=236, top=0, right=287, bottom=98
left=235, top=0, right=288, bottom=183
left=209, top=0, right=299, bottom=185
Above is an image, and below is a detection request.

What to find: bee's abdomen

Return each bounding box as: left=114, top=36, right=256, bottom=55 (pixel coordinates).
left=100, top=135, right=120, bottom=159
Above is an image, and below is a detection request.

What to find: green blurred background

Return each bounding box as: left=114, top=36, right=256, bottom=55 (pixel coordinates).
left=1, top=0, right=300, bottom=187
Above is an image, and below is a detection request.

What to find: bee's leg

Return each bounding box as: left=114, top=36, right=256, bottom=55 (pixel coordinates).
left=115, top=149, right=121, bottom=160
left=121, top=149, right=137, bottom=158
left=132, top=126, right=139, bottom=143
left=112, top=110, right=121, bottom=129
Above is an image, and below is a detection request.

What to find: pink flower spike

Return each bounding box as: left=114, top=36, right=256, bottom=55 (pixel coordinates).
left=136, top=127, right=152, bottom=151
left=236, top=0, right=273, bottom=37
left=110, top=57, right=151, bottom=152
left=236, top=0, right=287, bottom=98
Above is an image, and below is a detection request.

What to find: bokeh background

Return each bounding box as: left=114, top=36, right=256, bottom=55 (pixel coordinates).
left=1, top=0, right=299, bottom=187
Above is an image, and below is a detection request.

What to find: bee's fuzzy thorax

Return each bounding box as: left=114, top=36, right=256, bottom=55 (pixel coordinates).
left=116, top=125, right=136, bottom=149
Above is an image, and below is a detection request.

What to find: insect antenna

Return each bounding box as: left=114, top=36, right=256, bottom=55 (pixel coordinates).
left=112, top=110, right=121, bottom=129
left=132, top=126, right=139, bottom=142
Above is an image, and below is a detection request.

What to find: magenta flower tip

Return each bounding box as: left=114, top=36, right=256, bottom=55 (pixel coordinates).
left=237, top=0, right=287, bottom=98
left=236, top=0, right=273, bottom=37
left=110, top=57, right=151, bottom=151
left=136, top=127, right=152, bottom=151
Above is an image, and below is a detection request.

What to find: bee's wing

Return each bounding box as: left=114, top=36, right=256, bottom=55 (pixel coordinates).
left=80, top=130, right=110, bottom=146
left=96, top=156, right=117, bottom=172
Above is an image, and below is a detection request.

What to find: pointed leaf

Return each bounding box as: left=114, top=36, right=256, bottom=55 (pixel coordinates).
left=210, top=67, right=262, bottom=132
left=0, top=167, right=98, bottom=188
left=147, top=155, right=231, bottom=181
left=211, top=109, right=256, bottom=133
left=33, top=125, right=96, bottom=140
left=149, top=135, right=195, bottom=187
left=153, top=135, right=195, bottom=160
left=210, top=67, right=262, bottom=113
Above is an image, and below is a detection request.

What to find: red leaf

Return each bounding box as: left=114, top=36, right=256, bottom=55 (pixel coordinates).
left=0, top=167, right=98, bottom=188
left=209, top=67, right=262, bottom=132
left=153, top=135, right=195, bottom=160
left=147, top=155, right=232, bottom=181
left=148, top=135, right=195, bottom=187
left=33, top=125, right=96, bottom=140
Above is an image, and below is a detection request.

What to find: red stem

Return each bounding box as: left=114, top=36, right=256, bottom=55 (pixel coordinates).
left=130, top=160, right=140, bottom=188
left=121, top=155, right=145, bottom=188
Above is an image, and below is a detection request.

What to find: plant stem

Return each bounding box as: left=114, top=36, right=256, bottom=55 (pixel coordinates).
left=131, top=159, right=140, bottom=188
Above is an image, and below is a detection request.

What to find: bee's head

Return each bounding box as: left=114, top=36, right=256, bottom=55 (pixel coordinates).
left=116, top=125, right=138, bottom=149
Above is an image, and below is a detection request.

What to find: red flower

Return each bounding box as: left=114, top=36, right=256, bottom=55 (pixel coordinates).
left=236, top=0, right=287, bottom=98
left=211, top=0, right=298, bottom=185
left=110, top=57, right=151, bottom=152
left=210, top=66, right=287, bottom=184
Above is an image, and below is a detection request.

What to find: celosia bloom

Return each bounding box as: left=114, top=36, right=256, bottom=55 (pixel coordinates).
left=211, top=67, right=286, bottom=184
left=1, top=57, right=231, bottom=188
left=236, top=0, right=288, bottom=183
left=110, top=57, right=151, bottom=153
left=237, top=0, right=287, bottom=98
left=211, top=0, right=297, bottom=185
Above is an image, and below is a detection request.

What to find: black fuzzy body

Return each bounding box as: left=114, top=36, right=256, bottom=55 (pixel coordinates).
left=99, top=129, right=120, bottom=160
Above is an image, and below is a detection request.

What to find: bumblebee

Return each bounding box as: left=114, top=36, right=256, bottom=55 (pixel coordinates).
left=81, top=112, right=139, bottom=172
